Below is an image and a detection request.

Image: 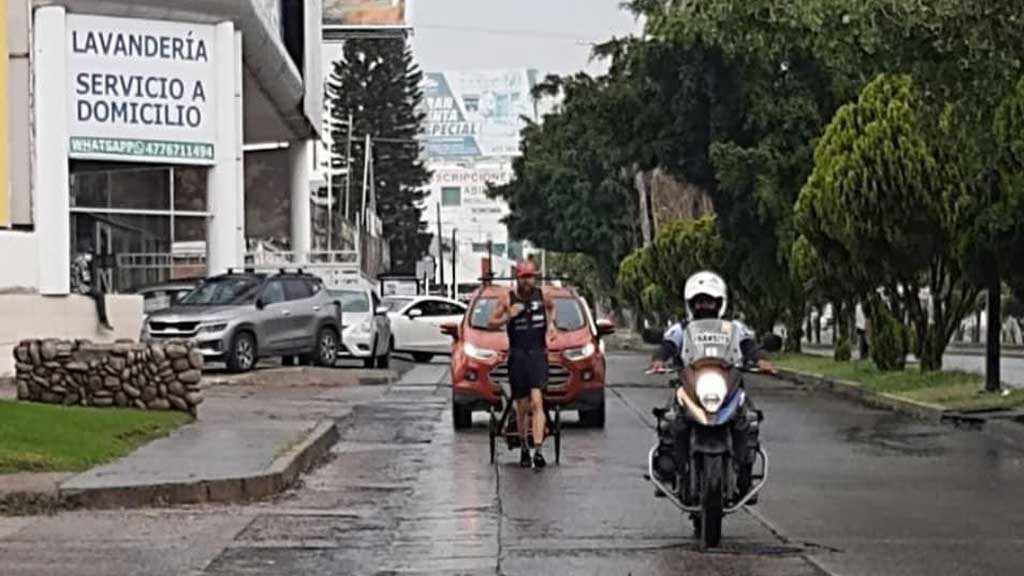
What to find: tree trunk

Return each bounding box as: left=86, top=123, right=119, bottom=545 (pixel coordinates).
left=785, top=308, right=804, bottom=354
left=834, top=301, right=851, bottom=361
left=814, top=306, right=822, bottom=344
left=974, top=308, right=982, bottom=343
left=985, top=274, right=1002, bottom=392
left=918, top=326, right=944, bottom=372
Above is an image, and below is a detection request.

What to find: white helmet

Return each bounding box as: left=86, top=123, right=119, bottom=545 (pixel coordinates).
left=684, top=271, right=728, bottom=320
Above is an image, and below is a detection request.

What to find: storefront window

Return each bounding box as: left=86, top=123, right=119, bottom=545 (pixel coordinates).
left=173, top=167, right=208, bottom=212
left=69, top=164, right=211, bottom=293
left=70, top=166, right=170, bottom=211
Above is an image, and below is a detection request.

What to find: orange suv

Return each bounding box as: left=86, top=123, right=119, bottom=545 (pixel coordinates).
left=443, top=284, right=615, bottom=430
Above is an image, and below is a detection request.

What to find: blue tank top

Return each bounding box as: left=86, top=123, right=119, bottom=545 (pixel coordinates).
left=507, top=288, right=547, bottom=351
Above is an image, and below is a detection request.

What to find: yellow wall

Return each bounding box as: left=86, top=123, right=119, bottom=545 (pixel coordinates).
left=0, top=0, right=9, bottom=227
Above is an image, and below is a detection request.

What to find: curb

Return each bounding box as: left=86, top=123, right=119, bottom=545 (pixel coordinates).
left=777, top=368, right=947, bottom=422
left=777, top=368, right=1024, bottom=447
left=58, top=419, right=342, bottom=510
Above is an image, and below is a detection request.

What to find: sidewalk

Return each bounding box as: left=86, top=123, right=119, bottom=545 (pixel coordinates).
left=2, top=365, right=401, bottom=510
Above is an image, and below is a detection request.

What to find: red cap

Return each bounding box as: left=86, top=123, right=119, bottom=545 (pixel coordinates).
left=515, top=260, right=538, bottom=279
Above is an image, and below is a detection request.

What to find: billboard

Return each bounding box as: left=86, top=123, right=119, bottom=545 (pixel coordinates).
left=66, top=15, right=217, bottom=165
left=420, top=69, right=538, bottom=159
left=323, top=0, right=409, bottom=29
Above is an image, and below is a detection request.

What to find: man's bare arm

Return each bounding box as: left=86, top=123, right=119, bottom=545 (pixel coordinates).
left=488, top=299, right=512, bottom=330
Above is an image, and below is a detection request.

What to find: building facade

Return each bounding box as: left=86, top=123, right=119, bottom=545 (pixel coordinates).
left=418, top=69, right=538, bottom=291
left=0, top=0, right=324, bottom=374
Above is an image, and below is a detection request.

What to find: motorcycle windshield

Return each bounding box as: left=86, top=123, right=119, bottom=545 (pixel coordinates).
left=681, top=319, right=741, bottom=366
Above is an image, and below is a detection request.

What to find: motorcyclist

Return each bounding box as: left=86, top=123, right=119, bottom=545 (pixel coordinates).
left=649, top=271, right=775, bottom=504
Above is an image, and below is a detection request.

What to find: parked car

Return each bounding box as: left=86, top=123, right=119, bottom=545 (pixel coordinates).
left=142, top=271, right=342, bottom=372
left=444, top=284, right=615, bottom=430
left=134, top=278, right=201, bottom=316
left=386, top=295, right=468, bottom=363
left=330, top=288, right=392, bottom=368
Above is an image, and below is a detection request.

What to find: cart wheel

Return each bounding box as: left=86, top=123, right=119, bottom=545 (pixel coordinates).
left=554, top=406, right=562, bottom=464
left=488, top=408, right=497, bottom=464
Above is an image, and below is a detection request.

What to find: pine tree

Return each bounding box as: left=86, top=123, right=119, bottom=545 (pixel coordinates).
left=327, top=37, right=431, bottom=274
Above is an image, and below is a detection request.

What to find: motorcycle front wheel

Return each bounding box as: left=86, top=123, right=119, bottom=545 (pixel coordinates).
left=700, top=454, right=724, bottom=549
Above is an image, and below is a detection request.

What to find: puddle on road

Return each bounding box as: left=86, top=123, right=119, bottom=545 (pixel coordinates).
left=841, top=423, right=947, bottom=457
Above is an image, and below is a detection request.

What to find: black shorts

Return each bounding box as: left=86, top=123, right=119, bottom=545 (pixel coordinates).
left=508, top=348, right=548, bottom=400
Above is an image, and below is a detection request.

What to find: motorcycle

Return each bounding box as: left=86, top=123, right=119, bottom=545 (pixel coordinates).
left=645, top=319, right=781, bottom=548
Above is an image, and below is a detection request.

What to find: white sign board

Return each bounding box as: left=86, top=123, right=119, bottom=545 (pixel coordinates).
left=425, top=161, right=513, bottom=241
left=67, top=15, right=217, bottom=165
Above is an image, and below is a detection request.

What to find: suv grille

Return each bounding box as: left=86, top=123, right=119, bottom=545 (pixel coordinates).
left=548, top=363, right=570, bottom=387
left=148, top=321, right=200, bottom=337
left=489, top=361, right=571, bottom=389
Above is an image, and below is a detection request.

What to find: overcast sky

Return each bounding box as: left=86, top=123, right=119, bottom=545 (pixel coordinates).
left=410, top=0, right=640, bottom=76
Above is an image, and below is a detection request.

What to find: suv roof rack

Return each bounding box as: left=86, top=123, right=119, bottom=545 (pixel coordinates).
left=478, top=275, right=569, bottom=283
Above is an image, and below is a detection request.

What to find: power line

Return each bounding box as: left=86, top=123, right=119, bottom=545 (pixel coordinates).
left=414, top=23, right=606, bottom=43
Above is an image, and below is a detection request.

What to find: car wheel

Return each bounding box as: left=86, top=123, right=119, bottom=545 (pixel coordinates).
left=363, top=337, right=378, bottom=369
left=227, top=331, right=257, bottom=373
left=579, top=400, right=606, bottom=428
left=412, top=352, right=434, bottom=363
left=315, top=327, right=339, bottom=367
left=453, top=405, right=472, bottom=430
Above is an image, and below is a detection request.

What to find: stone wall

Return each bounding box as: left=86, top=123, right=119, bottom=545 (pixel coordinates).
left=12, top=339, right=204, bottom=415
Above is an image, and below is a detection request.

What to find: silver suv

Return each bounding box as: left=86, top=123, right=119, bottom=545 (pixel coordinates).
left=143, top=271, right=342, bottom=372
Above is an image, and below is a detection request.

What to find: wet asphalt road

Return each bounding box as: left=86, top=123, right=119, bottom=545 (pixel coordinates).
left=199, top=352, right=1024, bottom=575
left=6, top=352, right=1022, bottom=575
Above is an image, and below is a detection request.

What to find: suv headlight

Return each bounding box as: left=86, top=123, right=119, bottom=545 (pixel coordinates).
left=694, top=369, right=727, bottom=413
left=200, top=322, right=228, bottom=334
left=465, top=342, right=498, bottom=362
left=563, top=342, right=595, bottom=362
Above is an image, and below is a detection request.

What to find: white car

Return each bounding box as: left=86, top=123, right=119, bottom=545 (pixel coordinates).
left=384, top=295, right=468, bottom=363
left=331, top=288, right=392, bottom=368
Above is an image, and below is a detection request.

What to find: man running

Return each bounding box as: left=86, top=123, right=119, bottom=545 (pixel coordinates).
left=489, top=260, right=554, bottom=469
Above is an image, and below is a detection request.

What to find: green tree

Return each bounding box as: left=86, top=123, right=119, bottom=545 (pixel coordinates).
left=490, top=72, right=643, bottom=292
left=797, top=74, right=978, bottom=371
left=647, top=216, right=724, bottom=302
left=327, top=37, right=431, bottom=274
left=545, top=252, right=609, bottom=311
left=616, top=216, right=722, bottom=327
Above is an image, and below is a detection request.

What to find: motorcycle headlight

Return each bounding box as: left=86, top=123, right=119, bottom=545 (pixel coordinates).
left=563, top=342, right=595, bottom=362
left=465, top=342, right=498, bottom=362
left=694, top=369, right=728, bottom=413
left=200, top=322, right=228, bottom=334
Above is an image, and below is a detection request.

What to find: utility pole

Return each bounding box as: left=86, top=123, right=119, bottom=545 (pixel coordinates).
left=986, top=273, right=1002, bottom=392
left=436, top=203, right=445, bottom=295
left=361, top=134, right=372, bottom=228
left=344, top=112, right=353, bottom=222
left=451, top=227, right=458, bottom=300
left=541, top=249, right=547, bottom=285
left=486, top=239, right=493, bottom=280
left=326, top=153, right=333, bottom=252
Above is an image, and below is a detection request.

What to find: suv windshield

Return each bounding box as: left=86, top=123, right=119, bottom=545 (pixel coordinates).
left=180, top=277, right=262, bottom=306
left=469, top=295, right=587, bottom=331
left=553, top=297, right=586, bottom=331
left=470, top=297, right=499, bottom=330
left=332, top=290, right=370, bottom=313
